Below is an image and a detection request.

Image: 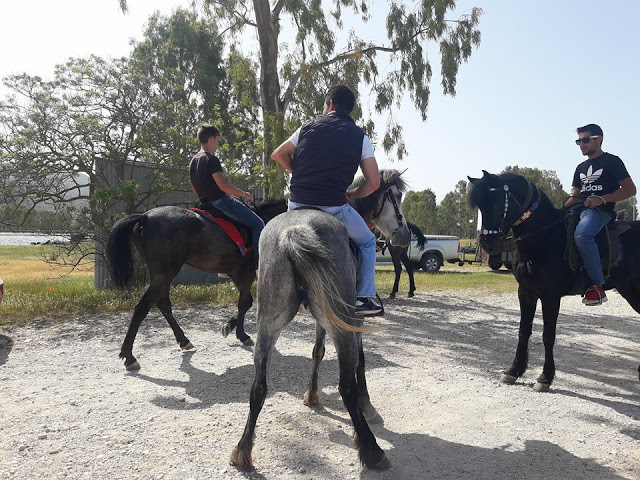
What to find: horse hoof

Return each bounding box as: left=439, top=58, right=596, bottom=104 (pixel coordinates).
left=408, top=292, right=414, bottom=298
left=230, top=447, right=254, bottom=471
left=364, top=407, right=383, bottom=424
left=303, top=391, right=319, bottom=407
left=500, top=373, right=518, bottom=384
left=371, top=454, right=391, bottom=470
left=242, top=338, right=254, bottom=347
left=221, top=325, right=232, bottom=338
left=181, top=342, right=195, bottom=351
left=126, top=361, right=140, bottom=371
left=389, top=293, right=396, bottom=299
left=533, top=381, right=550, bottom=392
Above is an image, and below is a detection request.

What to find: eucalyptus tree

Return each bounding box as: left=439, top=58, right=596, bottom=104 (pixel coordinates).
left=120, top=1, right=483, bottom=196
left=402, top=189, right=438, bottom=233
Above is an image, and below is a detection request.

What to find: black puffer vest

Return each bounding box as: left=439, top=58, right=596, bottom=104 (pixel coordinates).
left=290, top=111, right=364, bottom=206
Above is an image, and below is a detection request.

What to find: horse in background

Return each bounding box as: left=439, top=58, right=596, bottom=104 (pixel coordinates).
left=469, top=170, right=640, bottom=391
left=231, top=169, right=410, bottom=471
left=107, top=199, right=287, bottom=370
left=378, top=222, right=427, bottom=298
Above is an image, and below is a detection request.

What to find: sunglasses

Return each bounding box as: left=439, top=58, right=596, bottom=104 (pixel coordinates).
left=575, top=135, right=599, bottom=145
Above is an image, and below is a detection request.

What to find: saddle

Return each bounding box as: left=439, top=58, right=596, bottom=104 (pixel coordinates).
left=594, top=218, right=631, bottom=270
left=189, top=203, right=252, bottom=256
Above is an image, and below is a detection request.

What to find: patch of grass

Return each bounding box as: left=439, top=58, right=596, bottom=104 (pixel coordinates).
left=0, top=244, right=516, bottom=325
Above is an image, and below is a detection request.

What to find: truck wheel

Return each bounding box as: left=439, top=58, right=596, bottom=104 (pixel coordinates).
left=488, top=254, right=503, bottom=271
left=420, top=253, right=441, bottom=273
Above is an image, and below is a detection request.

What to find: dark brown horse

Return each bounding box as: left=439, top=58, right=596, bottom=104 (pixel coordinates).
left=106, top=200, right=287, bottom=370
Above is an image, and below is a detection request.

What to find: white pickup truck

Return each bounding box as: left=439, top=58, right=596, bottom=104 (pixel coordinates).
left=376, top=234, right=460, bottom=273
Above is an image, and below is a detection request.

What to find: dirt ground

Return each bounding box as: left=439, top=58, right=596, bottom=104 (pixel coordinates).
left=0, top=289, right=639, bottom=480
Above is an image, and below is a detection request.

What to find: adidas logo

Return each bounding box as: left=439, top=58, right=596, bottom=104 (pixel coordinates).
left=580, top=165, right=603, bottom=185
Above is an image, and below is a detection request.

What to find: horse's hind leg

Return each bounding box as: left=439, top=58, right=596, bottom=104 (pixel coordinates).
left=333, top=332, right=389, bottom=469
left=356, top=333, right=382, bottom=424
left=156, top=287, right=193, bottom=351
left=304, top=323, right=326, bottom=407
left=231, top=279, right=299, bottom=471
left=613, top=283, right=640, bottom=381
left=120, top=280, right=165, bottom=370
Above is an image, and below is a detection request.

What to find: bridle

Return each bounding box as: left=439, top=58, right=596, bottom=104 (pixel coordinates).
left=482, top=180, right=539, bottom=238
left=371, top=183, right=405, bottom=231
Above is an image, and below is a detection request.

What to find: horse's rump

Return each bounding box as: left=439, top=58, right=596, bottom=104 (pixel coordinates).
left=261, top=210, right=371, bottom=332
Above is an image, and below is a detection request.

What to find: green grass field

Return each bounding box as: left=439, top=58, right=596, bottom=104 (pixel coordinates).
left=0, top=245, right=517, bottom=325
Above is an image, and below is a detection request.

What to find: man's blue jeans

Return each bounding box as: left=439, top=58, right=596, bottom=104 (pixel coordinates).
left=574, top=208, right=611, bottom=286
left=288, top=200, right=377, bottom=298
left=210, top=195, right=265, bottom=264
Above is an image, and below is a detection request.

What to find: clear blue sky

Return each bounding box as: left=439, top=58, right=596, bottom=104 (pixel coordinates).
left=1, top=1, right=638, bottom=203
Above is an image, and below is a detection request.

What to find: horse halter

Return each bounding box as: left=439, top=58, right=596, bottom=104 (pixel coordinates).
left=482, top=181, right=536, bottom=237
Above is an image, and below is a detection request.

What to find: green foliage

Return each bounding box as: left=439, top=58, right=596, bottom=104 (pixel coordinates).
left=502, top=165, right=570, bottom=208
left=402, top=189, right=438, bottom=233
left=203, top=0, right=482, bottom=193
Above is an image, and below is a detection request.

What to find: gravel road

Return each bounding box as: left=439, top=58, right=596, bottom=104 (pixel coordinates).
left=0, top=289, right=638, bottom=479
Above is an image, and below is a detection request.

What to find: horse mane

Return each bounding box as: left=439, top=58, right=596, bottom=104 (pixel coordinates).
left=350, top=169, right=408, bottom=219
left=468, top=173, right=556, bottom=211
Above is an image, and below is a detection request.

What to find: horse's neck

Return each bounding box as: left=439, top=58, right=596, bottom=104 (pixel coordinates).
left=513, top=205, right=566, bottom=253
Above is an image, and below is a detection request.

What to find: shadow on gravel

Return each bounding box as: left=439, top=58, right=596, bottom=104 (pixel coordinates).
left=354, top=427, right=630, bottom=480
left=0, top=334, right=13, bottom=366
left=131, top=346, right=401, bottom=410
left=376, top=294, right=640, bottom=399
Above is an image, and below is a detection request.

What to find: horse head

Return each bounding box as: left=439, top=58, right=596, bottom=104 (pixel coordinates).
left=468, top=170, right=536, bottom=255
left=369, top=169, right=411, bottom=247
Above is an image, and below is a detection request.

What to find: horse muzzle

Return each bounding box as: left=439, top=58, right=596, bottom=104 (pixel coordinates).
left=479, top=234, right=503, bottom=255
left=388, top=225, right=411, bottom=248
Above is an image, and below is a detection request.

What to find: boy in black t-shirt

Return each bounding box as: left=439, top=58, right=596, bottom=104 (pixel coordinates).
left=563, top=124, right=636, bottom=305
left=189, top=124, right=264, bottom=268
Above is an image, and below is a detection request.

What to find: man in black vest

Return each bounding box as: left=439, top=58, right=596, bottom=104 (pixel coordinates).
left=271, top=85, right=383, bottom=316
left=563, top=123, right=636, bottom=305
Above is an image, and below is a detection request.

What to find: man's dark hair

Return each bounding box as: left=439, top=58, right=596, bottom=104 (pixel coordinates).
left=577, top=123, right=603, bottom=137
left=325, top=85, right=356, bottom=114
left=197, top=124, right=220, bottom=144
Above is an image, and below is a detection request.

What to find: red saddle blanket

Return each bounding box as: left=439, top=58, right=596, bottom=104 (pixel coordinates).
left=188, top=208, right=252, bottom=256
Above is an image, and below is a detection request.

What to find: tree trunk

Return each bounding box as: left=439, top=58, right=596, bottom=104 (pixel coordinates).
left=253, top=0, right=286, bottom=197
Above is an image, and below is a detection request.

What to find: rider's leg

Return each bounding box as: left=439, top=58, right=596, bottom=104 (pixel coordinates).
left=211, top=195, right=265, bottom=264
left=287, top=201, right=376, bottom=298
left=574, top=208, right=611, bottom=286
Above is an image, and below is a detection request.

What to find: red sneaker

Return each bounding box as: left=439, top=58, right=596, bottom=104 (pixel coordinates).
left=583, top=285, right=607, bottom=306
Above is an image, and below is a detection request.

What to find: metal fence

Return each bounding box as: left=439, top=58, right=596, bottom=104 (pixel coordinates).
left=94, top=158, right=264, bottom=288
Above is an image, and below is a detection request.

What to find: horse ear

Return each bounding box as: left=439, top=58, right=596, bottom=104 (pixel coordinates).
left=468, top=176, right=481, bottom=185
left=481, top=169, right=491, bottom=177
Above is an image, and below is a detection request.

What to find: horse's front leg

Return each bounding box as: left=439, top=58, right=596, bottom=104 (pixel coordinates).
left=401, top=252, right=416, bottom=297
left=304, top=323, right=326, bottom=407
left=534, top=294, right=560, bottom=392
left=223, top=269, right=255, bottom=346
left=389, top=250, right=402, bottom=298
left=501, top=286, right=537, bottom=383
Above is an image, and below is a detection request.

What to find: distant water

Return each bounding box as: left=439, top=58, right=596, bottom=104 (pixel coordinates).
left=0, top=232, right=69, bottom=246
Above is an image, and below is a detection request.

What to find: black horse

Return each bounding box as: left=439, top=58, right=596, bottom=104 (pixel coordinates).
left=231, top=170, right=410, bottom=471
left=107, top=199, right=287, bottom=370
left=469, top=171, right=640, bottom=391
left=378, top=222, right=427, bottom=298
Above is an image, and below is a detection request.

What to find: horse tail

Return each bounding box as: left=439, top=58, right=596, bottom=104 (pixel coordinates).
left=278, top=225, right=376, bottom=333
left=409, top=222, right=427, bottom=250
left=107, top=214, right=147, bottom=289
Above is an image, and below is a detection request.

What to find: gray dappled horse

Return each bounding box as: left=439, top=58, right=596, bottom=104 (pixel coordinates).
left=231, top=169, right=410, bottom=471
left=107, top=200, right=287, bottom=370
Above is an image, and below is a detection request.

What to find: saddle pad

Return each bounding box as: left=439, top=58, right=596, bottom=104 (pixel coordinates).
left=189, top=208, right=252, bottom=256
